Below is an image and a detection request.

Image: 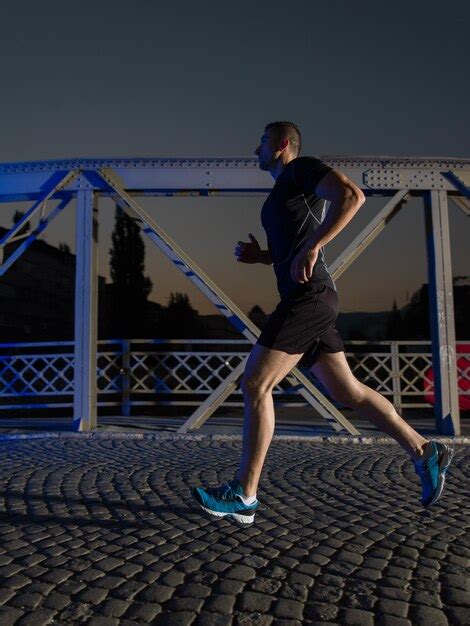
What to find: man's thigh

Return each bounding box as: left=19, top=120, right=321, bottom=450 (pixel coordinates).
left=241, top=343, right=304, bottom=393
left=309, top=349, right=364, bottom=404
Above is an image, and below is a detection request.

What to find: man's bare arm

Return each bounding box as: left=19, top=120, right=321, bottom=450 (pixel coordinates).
left=305, top=170, right=365, bottom=250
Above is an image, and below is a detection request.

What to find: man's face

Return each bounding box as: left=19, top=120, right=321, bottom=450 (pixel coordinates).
left=254, top=129, right=279, bottom=170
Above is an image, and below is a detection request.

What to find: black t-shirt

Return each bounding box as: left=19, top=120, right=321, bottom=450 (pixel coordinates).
left=261, top=156, right=337, bottom=299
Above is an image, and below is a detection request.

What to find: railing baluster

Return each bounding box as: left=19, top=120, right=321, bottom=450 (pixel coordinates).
left=391, top=341, right=402, bottom=412
left=121, top=339, right=131, bottom=418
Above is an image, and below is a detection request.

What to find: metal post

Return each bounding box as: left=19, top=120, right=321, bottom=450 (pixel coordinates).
left=121, top=339, right=131, bottom=417
left=423, top=190, right=460, bottom=435
left=73, top=187, right=99, bottom=431
left=390, top=341, right=402, bottom=412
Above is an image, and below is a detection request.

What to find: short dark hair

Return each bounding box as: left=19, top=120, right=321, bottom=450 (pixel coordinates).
left=265, top=121, right=302, bottom=157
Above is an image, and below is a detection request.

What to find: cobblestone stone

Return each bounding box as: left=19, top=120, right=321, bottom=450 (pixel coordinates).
left=0, top=606, right=25, bottom=626
left=376, top=617, right=412, bottom=626
left=304, top=602, right=338, bottom=621
left=7, top=592, right=43, bottom=610
left=340, top=608, right=375, bottom=624
left=166, top=596, right=204, bottom=612
left=249, top=577, right=282, bottom=595
left=195, top=613, right=233, bottom=625
left=279, top=583, right=309, bottom=602
left=154, top=610, right=197, bottom=624
left=215, top=579, right=246, bottom=595
left=203, top=593, right=236, bottom=613
left=443, top=588, right=470, bottom=605
left=124, top=601, right=162, bottom=621
left=273, top=598, right=304, bottom=619
left=16, top=610, right=57, bottom=625
left=377, top=598, right=409, bottom=617
left=0, top=435, right=467, bottom=624
left=86, top=618, right=121, bottom=626
left=409, top=604, right=450, bottom=625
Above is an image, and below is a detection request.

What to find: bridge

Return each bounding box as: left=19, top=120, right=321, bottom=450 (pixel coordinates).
left=0, top=156, right=468, bottom=435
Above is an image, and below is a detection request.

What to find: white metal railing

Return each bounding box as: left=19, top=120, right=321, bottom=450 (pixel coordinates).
left=0, top=339, right=468, bottom=416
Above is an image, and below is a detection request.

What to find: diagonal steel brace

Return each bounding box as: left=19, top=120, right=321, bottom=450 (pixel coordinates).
left=0, top=169, right=78, bottom=273
left=329, top=190, right=409, bottom=279
left=449, top=196, right=470, bottom=217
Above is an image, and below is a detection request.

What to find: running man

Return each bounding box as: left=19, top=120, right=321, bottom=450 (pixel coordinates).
left=191, top=121, right=453, bottom=524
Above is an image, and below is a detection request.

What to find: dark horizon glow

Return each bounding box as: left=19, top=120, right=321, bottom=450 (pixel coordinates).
left=0, top=0, right=468, bottom=316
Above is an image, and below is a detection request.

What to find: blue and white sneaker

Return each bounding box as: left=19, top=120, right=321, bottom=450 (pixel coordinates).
left=413, top=441, right=454, bottom=507
left=191, top=478, right=259, bottom=524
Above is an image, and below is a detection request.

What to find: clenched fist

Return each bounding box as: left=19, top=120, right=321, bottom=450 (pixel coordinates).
left=234, top=233, right=261, bottom=264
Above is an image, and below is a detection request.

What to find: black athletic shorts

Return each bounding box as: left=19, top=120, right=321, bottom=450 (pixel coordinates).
left=256, top=282, right=345, bottom=369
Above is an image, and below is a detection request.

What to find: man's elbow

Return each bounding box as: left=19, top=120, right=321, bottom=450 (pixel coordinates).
left=339, top=185, right=365, bottom=207
left=316, top=170, right=365, bottom=206
left=354, top=188, right=366, bottom=206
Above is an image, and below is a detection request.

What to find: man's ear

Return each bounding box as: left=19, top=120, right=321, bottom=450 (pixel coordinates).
left=279, top=137, right=289, bottom=151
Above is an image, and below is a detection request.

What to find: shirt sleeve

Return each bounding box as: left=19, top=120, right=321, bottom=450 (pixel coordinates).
left=291, top=157, right=333, bottom=195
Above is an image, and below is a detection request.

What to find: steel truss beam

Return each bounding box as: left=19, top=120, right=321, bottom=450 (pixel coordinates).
left=0, top=156, right=469, bottom=201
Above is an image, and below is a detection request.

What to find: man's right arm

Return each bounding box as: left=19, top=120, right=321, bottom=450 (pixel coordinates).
left=259, top=249, right=272, bottom=265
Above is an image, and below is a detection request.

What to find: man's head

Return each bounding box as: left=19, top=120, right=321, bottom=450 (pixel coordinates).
left=255, top=121, right=302, bottom=171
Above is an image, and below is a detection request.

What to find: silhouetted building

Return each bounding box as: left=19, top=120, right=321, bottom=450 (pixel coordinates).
left=400, top=281, right=469, bottom=340
left=198, top=314, right=244, bottom=339
left=0, top=226, right=108, bottom=341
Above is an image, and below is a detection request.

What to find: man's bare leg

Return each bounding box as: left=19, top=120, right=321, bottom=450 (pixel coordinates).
left=234, top=344, right=304, bottom=497
left=310, top=350, right=429, bottom=460
left=234, top=345, right=432, bottom=499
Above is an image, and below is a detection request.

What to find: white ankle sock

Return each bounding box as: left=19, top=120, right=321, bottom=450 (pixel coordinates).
left=240, top=493, right=257, bottom=505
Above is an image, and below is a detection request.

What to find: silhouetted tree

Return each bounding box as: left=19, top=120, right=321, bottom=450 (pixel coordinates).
left=108, top=204, right=153, bottom=338
left=248, top=304, right=267, bottom=330
left=58, top=242, right=71, bottom=253
left=157, top=292, right=205, bottom=338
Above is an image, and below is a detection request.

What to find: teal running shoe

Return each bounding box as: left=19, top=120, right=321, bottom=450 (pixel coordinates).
left=413, top=441, right=454, bottom=507
left=191, top=478, right=259, bottom=524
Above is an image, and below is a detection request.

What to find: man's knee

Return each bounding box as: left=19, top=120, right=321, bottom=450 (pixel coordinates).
left=240, top=375, right=273, bottom=397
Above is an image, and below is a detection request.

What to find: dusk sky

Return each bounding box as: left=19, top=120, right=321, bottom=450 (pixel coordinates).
left=0, top=1, right=468, bottom=316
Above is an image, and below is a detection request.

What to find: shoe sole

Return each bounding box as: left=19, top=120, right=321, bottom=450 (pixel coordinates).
left=196, top=502, right=256, bottom=524
left=427, top=443, right=454, bottom=507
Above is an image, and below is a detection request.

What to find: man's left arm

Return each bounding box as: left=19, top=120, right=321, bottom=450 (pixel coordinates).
left=305, top=169, right=365, bottom=251
left=290, top=167, right=366, bottom=283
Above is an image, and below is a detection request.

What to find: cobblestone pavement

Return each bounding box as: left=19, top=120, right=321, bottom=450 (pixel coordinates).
left=0, top=433, right=468, bottom=626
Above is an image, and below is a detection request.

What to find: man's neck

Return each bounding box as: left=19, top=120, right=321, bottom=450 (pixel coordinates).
left=270, top=155, right=297, bottom=181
